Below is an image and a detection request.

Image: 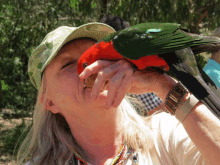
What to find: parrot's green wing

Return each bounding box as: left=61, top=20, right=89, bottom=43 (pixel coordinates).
left=94, top=22, right=220, bottom=118
left=100, top=22, right=220, bottom=60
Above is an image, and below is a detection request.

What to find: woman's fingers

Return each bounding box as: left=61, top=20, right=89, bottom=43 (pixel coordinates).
left=110, top=69, right=133, bottom=108
left=80, top=59, right=136, bottom=109
left=90, top=64, right=119, bottom=99
left=104, top=62, right=134, bottom=109
left=90, top=60, right=131, bottom=99
left=105, top=71, right=125, bottom=109
left=79, top=60, right=114, bottom=79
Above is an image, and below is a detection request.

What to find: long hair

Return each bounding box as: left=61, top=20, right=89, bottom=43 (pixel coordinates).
left=121, top=97, right=155, bottom=154
left=17, top=75, right=157, bottom=165
left=17, top=75, right=86, bottom=165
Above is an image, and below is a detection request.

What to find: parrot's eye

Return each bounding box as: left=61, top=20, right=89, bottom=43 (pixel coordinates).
left=83, top=62, right=88, bottom=68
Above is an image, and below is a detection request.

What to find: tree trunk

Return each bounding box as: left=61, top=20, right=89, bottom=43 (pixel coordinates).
left=99, top=0, right=108, bottom=21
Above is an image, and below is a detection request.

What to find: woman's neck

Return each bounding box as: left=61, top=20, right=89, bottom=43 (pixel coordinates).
left=66, top=106, right=125, bottom=165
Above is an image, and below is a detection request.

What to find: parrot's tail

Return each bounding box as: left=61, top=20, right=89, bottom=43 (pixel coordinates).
left=186, top=31, right=220, bottom=54
left=170, top=63, right=220, bottom=119
left=196, top=72, right=220, bottom=117
left=169, top=48, right=220, bottom=119
left=191, top=43, right=220, bottom=54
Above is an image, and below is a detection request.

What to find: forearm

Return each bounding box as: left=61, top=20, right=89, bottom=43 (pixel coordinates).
left=154, top=74, right=220, bottom=164
left=162, top=75, right=220, bottom=164
left=182, top=102, right=220, bottom=165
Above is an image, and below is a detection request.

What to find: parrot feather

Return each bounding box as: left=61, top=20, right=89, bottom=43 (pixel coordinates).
left=77, top=22, right=220, bottom=118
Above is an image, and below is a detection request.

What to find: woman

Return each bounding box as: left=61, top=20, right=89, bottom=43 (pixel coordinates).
left=18, top=22, right=220, bottom=165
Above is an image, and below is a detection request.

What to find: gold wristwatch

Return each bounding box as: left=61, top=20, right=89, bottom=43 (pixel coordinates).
left=165, top=82, right=189, bottom=114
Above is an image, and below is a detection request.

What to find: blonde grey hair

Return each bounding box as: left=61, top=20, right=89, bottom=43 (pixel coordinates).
left=17, top=75, right=157, bottom=165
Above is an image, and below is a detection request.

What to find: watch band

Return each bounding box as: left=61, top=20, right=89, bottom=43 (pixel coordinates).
left=175, top=94, right=200, bottom=122
left=165, top=82, right=189, bottom=114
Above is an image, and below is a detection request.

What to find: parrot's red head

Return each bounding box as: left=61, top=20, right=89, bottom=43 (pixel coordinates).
left=77, top=41, right=123, bottom=82
left=77, top=44, right=98, bottom=76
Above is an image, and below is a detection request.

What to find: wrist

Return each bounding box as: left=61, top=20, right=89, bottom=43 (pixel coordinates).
left=164, top=82, right=189, bottom=114
left=163, top=80, right=201, bottom=123
left=155, top=74, right=178, bottom=101
left=175, top=94, right=200, bottom=122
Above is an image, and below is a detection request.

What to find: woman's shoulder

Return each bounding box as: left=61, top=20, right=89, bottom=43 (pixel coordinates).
left=149, top=112, right=187, bottom=143
left=150, top=112, right=180, bottom=129
left=148, top=108, right=205, bottom=164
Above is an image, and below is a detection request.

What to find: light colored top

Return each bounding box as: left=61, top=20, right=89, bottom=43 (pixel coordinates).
left=146, top=112, right=205, bottom=165
left=203, top=59, right=220, bottom=88
left=78, top=112, right=206, bottom=165
left=107, top=112, right=206, bottom=165
left=25, top=112, right=206, bottom=165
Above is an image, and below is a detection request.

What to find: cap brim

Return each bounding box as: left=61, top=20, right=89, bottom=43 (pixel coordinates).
left=41, top=22, right=115, bottom=72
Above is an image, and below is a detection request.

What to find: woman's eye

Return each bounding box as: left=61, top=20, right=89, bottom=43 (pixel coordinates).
left=61, top=62, right=75, bottom=69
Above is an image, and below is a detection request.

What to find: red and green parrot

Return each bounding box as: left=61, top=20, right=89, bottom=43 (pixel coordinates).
left=77, top=22, right=220, bottom=118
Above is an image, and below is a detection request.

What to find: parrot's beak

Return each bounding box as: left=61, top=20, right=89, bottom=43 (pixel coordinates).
left=83, top=73, right=109, bottom=91
left=83, top=73, right=98, bottom=89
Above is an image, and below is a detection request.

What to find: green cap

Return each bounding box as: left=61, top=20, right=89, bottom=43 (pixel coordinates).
left=28, top=22, right=115, bottom=90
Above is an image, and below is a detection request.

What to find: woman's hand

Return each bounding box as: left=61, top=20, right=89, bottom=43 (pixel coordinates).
left=79, top=59, right=176, bottom=109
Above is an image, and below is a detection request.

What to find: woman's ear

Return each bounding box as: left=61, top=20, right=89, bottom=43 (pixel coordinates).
left=39, top=75, right=60, bottom=114
left=45, top=99, right=60, bottom=114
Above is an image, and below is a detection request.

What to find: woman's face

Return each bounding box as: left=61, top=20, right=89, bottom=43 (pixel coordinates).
left=44, top=38, right=109, bottom=118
